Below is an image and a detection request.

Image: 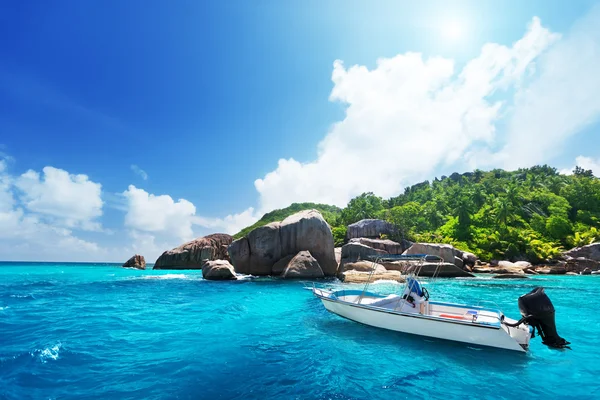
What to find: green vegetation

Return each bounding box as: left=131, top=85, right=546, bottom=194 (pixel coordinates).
left=233, top=203, right=342, bottom=239
left=235, top=165, right=600, bottom=263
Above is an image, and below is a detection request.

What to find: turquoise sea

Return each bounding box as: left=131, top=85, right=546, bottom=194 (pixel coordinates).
left=0, top=262, right=599, bottom=399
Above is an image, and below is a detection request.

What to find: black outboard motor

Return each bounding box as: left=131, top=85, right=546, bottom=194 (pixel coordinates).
left=518, top=287, right=570, bottom=349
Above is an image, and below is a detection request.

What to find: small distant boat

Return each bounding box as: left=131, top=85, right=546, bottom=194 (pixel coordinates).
left=311, top=255, right=569, bottom=352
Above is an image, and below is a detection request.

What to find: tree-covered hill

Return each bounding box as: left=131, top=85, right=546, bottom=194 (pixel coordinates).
left=236, top=165, right=600, bottom=263
left=233, top=203, right=342, bottom=239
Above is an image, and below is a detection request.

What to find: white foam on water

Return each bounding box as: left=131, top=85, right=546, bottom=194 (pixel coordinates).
left=10, top=294, right=35, bottom=299
left=33, top=343, right=62, bottom=363
left=235, top=274, right=256, bottom=281
left=141, top=274, right=189, bottom=280
left=0, top=306, right=7, bottom=311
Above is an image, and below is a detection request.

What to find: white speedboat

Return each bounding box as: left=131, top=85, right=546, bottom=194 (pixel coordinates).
left=312, top=255, right=569, bottom=352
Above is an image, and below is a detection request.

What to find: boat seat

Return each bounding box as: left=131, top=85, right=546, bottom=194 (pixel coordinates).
left=361, top=294, right=402, bottom=307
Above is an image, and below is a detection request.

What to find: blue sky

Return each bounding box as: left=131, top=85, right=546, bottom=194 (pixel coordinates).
left=1, top=0, right=600, bottom=261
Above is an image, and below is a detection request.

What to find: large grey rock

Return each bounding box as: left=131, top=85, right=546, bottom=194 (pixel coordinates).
left=338, top=261, right=386, bottom=275
left=515, top=261, right=532, bottom=269
left=281, top=251, right=324, bottom=279
left=228, top=210, right=336, bottom=276
left=564, top=243, right=600, bottom=261
left=462, top=251, right=478, bottom=267
left=408, top=262, right=475, bottom=278
left=403, top=243, right=459, bottom=265
left=349, top=238, right=409, bottom=255
left=272, top=255, right=294, bottom=276
left=340, top=242, right=387, bottom=262
left=454, top=256, right=464, bottom=269
left=247, top=223, right=282, bottom=275
left=346, top=219, right=395, bottom=239
left=279, top=210, right=337, bottom=276
left=154, top=234, right=232, bottom=269
left=228, top=238, right=251, bottom=274
left=202, top=260, right=237, bottom=280
left=123, top=254, right=146, bottom=270
left=565, top=257, right=600, bottom=273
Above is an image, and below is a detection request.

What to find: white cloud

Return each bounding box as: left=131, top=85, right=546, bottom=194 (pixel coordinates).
left=123, top=185, right=197, bottom=241
left=0, top=160, right=14, bottom=212
left=496, top=6, right=600, bottom=169
left=560, top=156, right=600, bottom=177
left=193, top=207, right=259, bottom=235
left=254, top=17, right=558, bottom=211
left=0, top=162, right=105, bottom=261
left=15, top=166, right=103, bottom=230
left=130, top=164, right=148, bottom=180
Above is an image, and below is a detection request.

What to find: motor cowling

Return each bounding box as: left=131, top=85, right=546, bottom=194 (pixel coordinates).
left=518, top=287, right=570, bottom=349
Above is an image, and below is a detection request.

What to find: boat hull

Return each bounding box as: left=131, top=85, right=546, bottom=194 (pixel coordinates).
left=319, top=295, right=527, bottom=352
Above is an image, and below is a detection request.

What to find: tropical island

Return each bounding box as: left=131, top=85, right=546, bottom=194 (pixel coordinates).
left=124, top=165, right=600, bottom=279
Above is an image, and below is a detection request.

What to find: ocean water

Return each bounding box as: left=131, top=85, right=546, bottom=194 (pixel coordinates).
left=1, top=263, right=599, bottom=400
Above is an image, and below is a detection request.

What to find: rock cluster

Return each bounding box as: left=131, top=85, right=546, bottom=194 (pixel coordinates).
left=123, top=254, right=146, bottom=270
left=202, top=260, right=237, bottom=280
left=154, top=234, right=233, bottom=270
left=228, top=210, right=337, bottom=276
left=346, top=219, right=396, bottom=240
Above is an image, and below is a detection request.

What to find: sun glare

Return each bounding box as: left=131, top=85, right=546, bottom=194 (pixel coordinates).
left=441, top=20, right=464, bottom=41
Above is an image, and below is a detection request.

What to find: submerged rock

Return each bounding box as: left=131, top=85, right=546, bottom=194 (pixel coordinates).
left=123, top=254, right=146, bottom=270
left=154, top=234, right=233, bottom=269
left=202, top=260, right=237, bottom=280
left=228, top=210, right=337, bottom=276
left=493, top=274, right=529, bottom=279
left=281, top=251, right=324, bottom=279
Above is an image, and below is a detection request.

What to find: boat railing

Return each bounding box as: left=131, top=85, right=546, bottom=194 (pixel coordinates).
left=357, top=254, right=444, bottom=309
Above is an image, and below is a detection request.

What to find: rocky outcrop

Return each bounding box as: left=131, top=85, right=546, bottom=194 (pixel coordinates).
left=564, top=243, right=600, bottom=260
left=515, top=261, right=532, bottom=269
left=154, top=234, right=233, bottom=269
left=346, top=219, right=395, bottom=239
left=565, top=257, right=600, bottom=273
left=228, top=210, right=337, bottom=276
left=582, top=268, right=592, bottom=275
left=340, top=242, right=387, bottom=264
left=281, top=251, right=324, bottom=279
left=536, top=264, right=567, bottom=275
left=462, top=251, right=478, bottom=267
left=340, top=270, right=405, bottom=283
left=404, top=243, right=463, bottom=265
left=348, top=238, right=409, bottom=255
left=202, top=260, right=237, bottom=280
left=413, top=263, right=474, bottom=278
left=272, top=255, right=294, bottom=276
left=338, top=261, right=387, bottom=274
left=123, top=254, right=146, bottom=270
